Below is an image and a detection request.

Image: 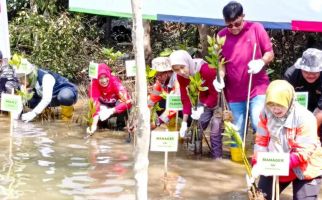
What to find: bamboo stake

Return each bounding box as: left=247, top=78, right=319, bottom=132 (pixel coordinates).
left=243, top=43, right=257, bottom=149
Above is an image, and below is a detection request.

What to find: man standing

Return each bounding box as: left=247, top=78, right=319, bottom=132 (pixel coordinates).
left=213, top=1, right=274, bottom=146
left=284, top=48, right=322, bottom=143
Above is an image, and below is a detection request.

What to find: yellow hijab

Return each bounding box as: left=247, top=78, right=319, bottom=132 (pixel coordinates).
left=265, top=80, right=295, bottom=109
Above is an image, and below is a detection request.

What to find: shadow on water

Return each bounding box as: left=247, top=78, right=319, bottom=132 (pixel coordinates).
left=0, top=114, right=303, bottom=200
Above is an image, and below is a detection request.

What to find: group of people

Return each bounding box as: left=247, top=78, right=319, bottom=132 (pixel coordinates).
left=0, top=53, right=132, bottom=133
left=1, top=0, right=322, bottom=199
left=149, top=1, right=322, bottom=199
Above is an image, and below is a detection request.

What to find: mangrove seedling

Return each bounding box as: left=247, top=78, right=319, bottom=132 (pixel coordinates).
left=223, top=121, right=264, bottom=199
left=150, top=102, right=164, bottom=128
left=186, top=72, right=208, bottom=154
left=83, top=99, right=97, bottom=129
left=146, top=65, right=157, bottom=85
left=205, top=34, right=227, bottom=81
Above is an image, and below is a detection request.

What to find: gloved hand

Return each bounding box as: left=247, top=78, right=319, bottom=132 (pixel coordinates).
left=86, top=124, right=97, bottom=135
left=248, top=59, right=265, bottom=74
left=179, top=121, right=188, bottom=138
left=245, top=164, right=261, bottom=188
left=99, top=107, right=114, bottom=121
left=191, top=106, right=204, bottom=120
left=21, top=111, right=37, bottom=122
left=213, top=77, right=225, bottom=92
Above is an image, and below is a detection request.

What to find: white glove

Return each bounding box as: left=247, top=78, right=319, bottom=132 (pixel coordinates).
left=213, top=77, right=225, bottom=92
left=191, top=106, right=204, bottom=120
left=21, top=111, right=37, bottom=122
left=86, top=124, right=97, bottom=135
left=248, top=59, right=265, bottom=74
left=99, top=107, right=114, bottom=121
left=179, top=121, right=188, bottom=138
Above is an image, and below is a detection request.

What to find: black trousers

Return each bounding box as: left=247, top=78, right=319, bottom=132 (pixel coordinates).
left=258, top=175, right=322, bottom=200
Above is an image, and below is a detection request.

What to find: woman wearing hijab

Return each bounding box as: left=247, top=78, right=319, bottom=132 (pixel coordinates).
left=252, top=80, right=322, bottom=199
left=169, top=50, right=222, bottom=158
left=86, top=63, right=132, bottom=134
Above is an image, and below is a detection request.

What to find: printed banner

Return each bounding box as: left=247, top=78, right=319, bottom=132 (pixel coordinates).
left=69, top=0, right=322, bottom=32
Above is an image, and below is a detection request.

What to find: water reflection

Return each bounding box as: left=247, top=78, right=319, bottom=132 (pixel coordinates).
left=0, top=114, right=299, bottom=200
left=0, top=116, right=135, bottom=199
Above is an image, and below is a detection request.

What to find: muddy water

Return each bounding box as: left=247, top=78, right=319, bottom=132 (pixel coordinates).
left=0, top=114, right=298, bottom=200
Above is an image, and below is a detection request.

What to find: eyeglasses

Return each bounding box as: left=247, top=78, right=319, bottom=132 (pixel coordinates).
left=226, top=19, right=243, bottom=29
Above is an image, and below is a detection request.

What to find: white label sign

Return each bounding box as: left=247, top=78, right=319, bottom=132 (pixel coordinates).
left=125, top=60, right=136, bottom=77
left=88, top=61, right=99, bottom=79
left=257, top=152, right=290, bottom=176
left=1, top=93, right=22, bottom=112
left=166, top=94, right=183, bottom=111
left=150, top=131, right=179, bottom=152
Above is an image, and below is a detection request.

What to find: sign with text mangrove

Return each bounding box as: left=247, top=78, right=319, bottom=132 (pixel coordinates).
left=1, top=93, right=22, bottom=112
left=150, top=131, right=178, bottom=152
left=257, top=152, right=290, bottom=176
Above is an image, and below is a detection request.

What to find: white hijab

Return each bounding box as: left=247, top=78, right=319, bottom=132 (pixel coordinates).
left=169, top=50, right=206, bottom=76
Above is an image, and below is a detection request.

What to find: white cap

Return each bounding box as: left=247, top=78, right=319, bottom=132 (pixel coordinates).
left=15, top=59, right=35, bottom=77
left=151, top=57, right=171, bottom=72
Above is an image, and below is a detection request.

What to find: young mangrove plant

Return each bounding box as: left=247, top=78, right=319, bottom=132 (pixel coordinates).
left=84, top=99, right=97, bottom=134
left=146, top=65, right=157, bottom=85
left=223, top=121, right=265, bottom=200
left=186, top=72, right=208, bottom=154
left=205, top=34, right=227, bottom=80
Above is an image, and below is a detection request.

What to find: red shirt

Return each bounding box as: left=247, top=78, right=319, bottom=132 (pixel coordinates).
left=177, top=63, right=218, bottom=115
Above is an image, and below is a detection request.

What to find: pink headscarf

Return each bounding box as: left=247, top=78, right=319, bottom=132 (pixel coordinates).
left=169, top=50, right=206, bottom=75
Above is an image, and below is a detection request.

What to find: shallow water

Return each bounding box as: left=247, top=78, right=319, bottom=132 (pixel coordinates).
left=0, top=113, right=308, bottom=200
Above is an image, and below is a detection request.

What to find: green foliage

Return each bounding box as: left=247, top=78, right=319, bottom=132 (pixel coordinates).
left=150, top=102, right=163, bottom=124
left=8, top=53, right=23, bottom=68
left=187, top=72, right=208, bottom=107
left=83, top=99, right=97, bottom=127
left=205, top=34, right=227, bottom=70
left=101, top=47, right=125, bottom=66
left=16, top=88, right=34, bottom=105
left=145, top=65, right=157, bottom=84
left=159, top=48, right=173, bottom=57
left=223, top=121, right=251, bottom=176
left=9, top=11, right=104, bottom=82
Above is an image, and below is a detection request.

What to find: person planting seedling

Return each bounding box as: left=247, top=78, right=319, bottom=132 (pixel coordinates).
left=86, top=63, right=132, bottom=135
left=169, top=50, right=221, bottom=157
left=11, top=56, right=78, bottom=122
left=148, top=57, right=180, bottom=130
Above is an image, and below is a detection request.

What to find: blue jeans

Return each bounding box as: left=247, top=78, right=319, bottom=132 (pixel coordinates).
left=228, top=95, right=265, bottom=146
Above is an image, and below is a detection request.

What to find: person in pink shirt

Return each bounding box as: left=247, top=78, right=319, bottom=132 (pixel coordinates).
left=213, top=1, right=274, bottom=143
left=170, top=50, right=222, bottom=158
left=86, top=63, right=132, bottom=134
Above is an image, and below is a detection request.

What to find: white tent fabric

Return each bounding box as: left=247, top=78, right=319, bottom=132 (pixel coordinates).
left=69, top=0, right=322, bottom=32
left=0, top=0, right=10, bottom=58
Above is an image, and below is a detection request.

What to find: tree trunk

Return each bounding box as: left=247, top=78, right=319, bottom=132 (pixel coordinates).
left=197, top=24, right=210, bottom=58
left=131, top=0, right=151, bottom=200
left=143, top=20, right=152, bottom=64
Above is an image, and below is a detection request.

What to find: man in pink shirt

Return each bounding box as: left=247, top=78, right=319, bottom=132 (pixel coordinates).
left=213, top=1, right=274, bottom=143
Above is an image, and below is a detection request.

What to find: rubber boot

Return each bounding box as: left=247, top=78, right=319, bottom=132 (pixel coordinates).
left=60, top=105, right=74, bottom=121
